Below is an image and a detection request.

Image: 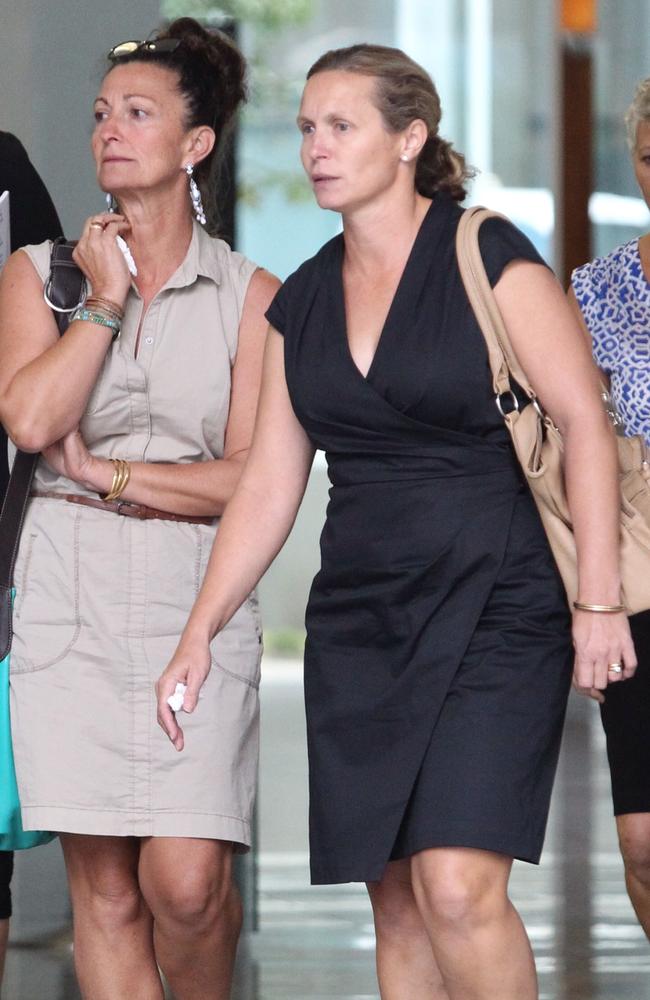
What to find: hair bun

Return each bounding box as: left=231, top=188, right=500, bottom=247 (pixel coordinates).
left=162, top=17, right=247, bottom=111
left=166, top=16, right=211, bottom=46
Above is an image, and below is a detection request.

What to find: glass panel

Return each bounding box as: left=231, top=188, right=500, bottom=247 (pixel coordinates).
left=472, top=0, right=556, bottom=263
left=593, top=0, right=650, bottom=257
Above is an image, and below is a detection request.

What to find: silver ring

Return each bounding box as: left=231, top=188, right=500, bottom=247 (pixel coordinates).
left=608, top=663, right=623, bottom=674
left=89, top=222, right=104, bottom=230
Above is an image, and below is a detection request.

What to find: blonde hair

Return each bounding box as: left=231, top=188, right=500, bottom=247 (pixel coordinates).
left=625, top=77, right=650, bottom=151
left=307, top=44, right=474, bottom=202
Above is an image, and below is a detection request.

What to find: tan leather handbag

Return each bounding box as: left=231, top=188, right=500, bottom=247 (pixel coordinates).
left=456, top=205, right=650, bottom=615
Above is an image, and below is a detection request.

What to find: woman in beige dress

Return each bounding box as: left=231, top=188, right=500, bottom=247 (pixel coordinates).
left=0, top=18, right=277, bottom=1000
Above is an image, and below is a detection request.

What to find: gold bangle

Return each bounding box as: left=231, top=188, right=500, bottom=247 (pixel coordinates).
left=572, top=601, right=626, bottom=614
left=102, top=459, right=130, bottom=502
left=108, top=460, right=129, bottom=501
left=102, top=459, right=121, bottom=500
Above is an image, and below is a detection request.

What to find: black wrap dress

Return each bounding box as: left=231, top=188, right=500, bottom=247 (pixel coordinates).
left=266, top=194, right=573, bottom=885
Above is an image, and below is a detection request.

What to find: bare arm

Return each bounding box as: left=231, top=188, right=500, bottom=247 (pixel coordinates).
left=41, top=268, right=280, bottom=516
left=495, top=262, right=636, bottom=697
left=156, top=328, right=316, bottom=749
left=0, top=215, right=132, bottom=450
left=0, top=250, right=116, bottom=451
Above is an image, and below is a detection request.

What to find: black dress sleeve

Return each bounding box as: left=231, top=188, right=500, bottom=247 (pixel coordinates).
left=265, top=239, right=336, bottom=336
left=265, top=279, right=290, bottom=335
left=477, top=217, right=549, bottom=288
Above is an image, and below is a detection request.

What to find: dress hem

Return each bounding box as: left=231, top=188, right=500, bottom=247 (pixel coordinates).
left=310, top=827, right=542, bottom=885
left=21, top=807, right=251, bottom=847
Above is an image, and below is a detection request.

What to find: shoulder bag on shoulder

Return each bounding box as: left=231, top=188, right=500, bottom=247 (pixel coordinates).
left=456, top=206, right=650, bottom=616
left=0, top=239, right=82, bottom=850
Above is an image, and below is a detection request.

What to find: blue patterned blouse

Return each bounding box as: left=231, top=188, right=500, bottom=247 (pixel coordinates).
left=572, top=239, right=650, bottom=444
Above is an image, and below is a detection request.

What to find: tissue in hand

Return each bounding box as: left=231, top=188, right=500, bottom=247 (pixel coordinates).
left=167, top=682, right=187, bottom=713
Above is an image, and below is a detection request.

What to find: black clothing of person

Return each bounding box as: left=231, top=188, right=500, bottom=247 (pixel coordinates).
left=0, top=133, right=63, bottom=918
left=600, top=609, right=650, bottom=814
left=0, top=852, right=12, bottom=920
left=0, top=133, right=63, bottom=255
left=266, top=194, right=573, bottom=885
left=0, top=131, right=63, bottom=501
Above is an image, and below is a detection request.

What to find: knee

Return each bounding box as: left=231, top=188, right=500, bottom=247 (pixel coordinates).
left=368, top=878, right=421, bottom=942
left=619, top=828, right=650, bottom=887
left=83, top=875, right=144, bottom=930
left=411, top=853, right=507, bottom=933
left=149, top=869, right=239, bottom=934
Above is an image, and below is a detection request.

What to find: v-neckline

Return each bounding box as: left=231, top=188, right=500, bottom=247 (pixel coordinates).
left=335, top=198, right=437, bottom=382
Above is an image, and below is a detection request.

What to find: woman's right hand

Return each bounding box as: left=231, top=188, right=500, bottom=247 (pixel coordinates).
left=73, top=212, right=132, bottom=304
left=155, top=631, right=212, bottom=752
left=572, top=609, right=637, bottom=703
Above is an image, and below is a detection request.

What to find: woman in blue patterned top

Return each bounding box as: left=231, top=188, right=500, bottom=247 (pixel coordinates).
left=570, top=77, right=650, bottom=940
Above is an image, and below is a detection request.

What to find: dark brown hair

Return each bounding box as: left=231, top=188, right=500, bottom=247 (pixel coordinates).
left=307, top=44, right=474, bottom=202
left=107, top=17, right=247, bottom=234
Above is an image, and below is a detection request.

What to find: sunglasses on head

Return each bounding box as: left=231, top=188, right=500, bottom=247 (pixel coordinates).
left=107, top=37, right=181, bottom=61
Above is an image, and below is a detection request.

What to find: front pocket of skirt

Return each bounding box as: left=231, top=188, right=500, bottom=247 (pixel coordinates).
left=11, top=508, right=82, bottom=673
left=210, top=591, right=263, bottom=689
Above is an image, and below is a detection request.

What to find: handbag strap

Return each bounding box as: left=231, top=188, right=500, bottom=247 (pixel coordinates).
left=456, top=207, right=621, bottom=436
left=0, top=239, right=82, bottom=657
left=455, top=207, right=541, bottom=414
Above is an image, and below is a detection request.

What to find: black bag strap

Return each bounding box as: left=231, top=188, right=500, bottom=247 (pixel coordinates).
left=0, top=239, right=83, bottom=658
left=44, top=239, right=86, bottom=326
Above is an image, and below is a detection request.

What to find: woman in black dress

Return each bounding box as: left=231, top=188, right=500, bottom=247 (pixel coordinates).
left=157, top=45, right=635, bottom=998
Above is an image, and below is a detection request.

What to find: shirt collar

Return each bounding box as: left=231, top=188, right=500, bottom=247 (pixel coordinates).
left=163, top=221, right=222, bottom=290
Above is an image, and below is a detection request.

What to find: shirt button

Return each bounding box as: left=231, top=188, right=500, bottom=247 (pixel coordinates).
left=145, top=336, right=153, bottom=345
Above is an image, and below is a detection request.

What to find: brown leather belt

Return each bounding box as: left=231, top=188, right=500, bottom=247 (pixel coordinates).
left=30, top=491, right=215, bottom=525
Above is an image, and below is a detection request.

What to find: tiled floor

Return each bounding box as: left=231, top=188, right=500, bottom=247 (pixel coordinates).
left=3, top=658, right=649, bottom=1000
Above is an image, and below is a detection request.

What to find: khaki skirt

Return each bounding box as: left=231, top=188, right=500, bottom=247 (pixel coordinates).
left=10, top=497, right=261, bottom=844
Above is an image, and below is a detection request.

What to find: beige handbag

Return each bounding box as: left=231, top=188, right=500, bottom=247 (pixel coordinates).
left=456, top=205, right=650, bottom=615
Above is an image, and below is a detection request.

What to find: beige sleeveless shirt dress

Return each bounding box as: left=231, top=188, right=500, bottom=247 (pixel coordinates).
left=9, top=224, right=262, bottom=845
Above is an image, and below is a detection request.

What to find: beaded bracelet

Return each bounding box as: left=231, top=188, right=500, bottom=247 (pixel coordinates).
left=70, top=306, right=121, bottom=341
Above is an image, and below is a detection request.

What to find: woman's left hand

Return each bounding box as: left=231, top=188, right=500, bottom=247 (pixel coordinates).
left=156, top=632, right=213, bottom=752
left=572, top=610, right=637, bottom=702
left=41, top=428, right=110, bottom=491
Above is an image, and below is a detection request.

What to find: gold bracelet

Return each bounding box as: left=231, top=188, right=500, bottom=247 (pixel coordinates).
left=107, top=459, right=130, bottom=501
left=572, top=601, right=626, bottom=614
left=102, top=459, right=120, bottom=500
left=102, top=459, right=131, bottom=502
left=102, top=459, right=125, bottom=501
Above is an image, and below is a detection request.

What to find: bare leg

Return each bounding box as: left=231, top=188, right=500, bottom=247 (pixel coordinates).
left=367, top=858, right=449, bottom=999
left=616, top=813, right=650, bottom=938
left=60, top=834, right=164, bottom=1000
left=139, top=837, right=241, bottom=1000
left=411, top=846, right=537, bottom=1000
